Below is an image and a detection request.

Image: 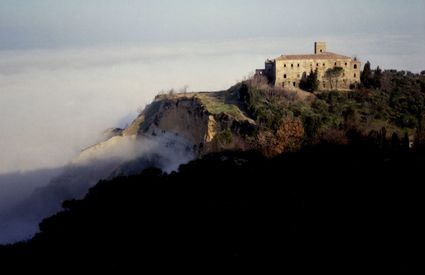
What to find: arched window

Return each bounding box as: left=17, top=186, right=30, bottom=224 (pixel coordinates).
left=354, top=64, right=357, bottom=69
left=354, top=73, right=357, bottom=78
left=284, top=74, right=287, bottom=79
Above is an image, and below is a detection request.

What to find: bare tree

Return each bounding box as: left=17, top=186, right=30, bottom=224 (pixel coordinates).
left=179, top=85, right=189, bottom=93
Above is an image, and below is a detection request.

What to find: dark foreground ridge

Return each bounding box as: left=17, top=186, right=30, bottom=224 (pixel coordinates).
left=0, top=142, right=422, bottom=272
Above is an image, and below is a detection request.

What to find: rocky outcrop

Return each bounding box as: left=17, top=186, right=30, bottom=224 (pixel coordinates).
left=121, top=92, right=257, bottom=155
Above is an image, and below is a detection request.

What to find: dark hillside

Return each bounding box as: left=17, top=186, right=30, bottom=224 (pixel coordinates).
left=0, top=142, right=422, bottom=272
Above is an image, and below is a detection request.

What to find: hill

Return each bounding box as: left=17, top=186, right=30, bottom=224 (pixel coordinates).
left=0, top=144, right=422, bottom=272
left=0, top=69, right=424, bottom=272
left=76, top=68, right=425, bottom=160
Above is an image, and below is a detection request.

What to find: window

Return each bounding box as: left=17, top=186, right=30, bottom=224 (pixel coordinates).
left=323, top=63, right=325, bottom=67
left=297, top=63, right=300, bottom=68
left=354, top=64, right=357, bottom=69
left=345, top=62, right=347, bottom=66
left=291, top=64, right=294, bottom=68
left=293, top=82, right=296, bottom=87
left=354, top=73, right=357, bottom=77
left=284, top=74, right=287, bottom=79
left=334, top=62, right=337, bottom=66
left=316, top=63, right=319, bottom=67
left=323, top=83, right=326, bottom=88
left=284, top=64, right=286, bottom=68
left=343, top=73, right=345, bottom=77
left=320, top=49, right=323, bottom=53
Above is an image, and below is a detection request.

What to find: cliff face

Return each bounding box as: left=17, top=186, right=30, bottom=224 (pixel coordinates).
left=42, top=90, right=256, bottom=219
left=121, top=92, right=257, bottom=155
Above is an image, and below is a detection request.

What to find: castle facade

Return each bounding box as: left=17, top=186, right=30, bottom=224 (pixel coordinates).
left=257, top=42, right=361, bottom=90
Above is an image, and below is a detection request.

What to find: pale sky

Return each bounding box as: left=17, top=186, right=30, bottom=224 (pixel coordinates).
left=0, top=0, right=424, bottom=49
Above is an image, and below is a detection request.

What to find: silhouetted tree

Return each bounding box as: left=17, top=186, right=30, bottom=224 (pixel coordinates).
left=299, top=69, right=319, bottom=92
left=414, top=114, right=425, bottom=151
left=402, top=132, right=410, bottom=151
left=309, top=69, right=319, bottom=91
left=378, top=126, right=388, bottom=149
left=299, top=72, right=309, bottom=91
left=361, top=61, right=373, bottom=88
left=373, top=66, right=382, bottom=88
left=391, top=132, right=400, bottom=151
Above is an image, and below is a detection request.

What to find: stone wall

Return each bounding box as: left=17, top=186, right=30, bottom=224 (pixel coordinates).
left=263, top=42, right=361, bottom=91
left=274, top=57, right=360, bottom=90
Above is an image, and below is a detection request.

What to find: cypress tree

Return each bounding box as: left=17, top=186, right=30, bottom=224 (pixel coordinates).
left=361, top=61, right=372, bottom=88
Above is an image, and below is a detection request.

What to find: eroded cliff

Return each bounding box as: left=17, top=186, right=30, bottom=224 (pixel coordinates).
left=121, top=91, right=257, bottom=155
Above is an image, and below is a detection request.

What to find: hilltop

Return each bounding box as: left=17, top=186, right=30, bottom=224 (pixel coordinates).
left=85, top=68, right=425, bottom=159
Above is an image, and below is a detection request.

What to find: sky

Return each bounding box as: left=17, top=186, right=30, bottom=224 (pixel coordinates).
left=0, top=1, right=424, bottom=183
left=0, top=0, right=424, bottom=49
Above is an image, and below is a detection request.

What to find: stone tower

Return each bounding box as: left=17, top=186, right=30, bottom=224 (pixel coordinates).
left=314, top=42, right=327, bottom=54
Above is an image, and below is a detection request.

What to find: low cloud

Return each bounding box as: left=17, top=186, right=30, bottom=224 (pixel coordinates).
left=0, top=133, right=195, bottom=244
left=0, top=40, right=271, bottom=175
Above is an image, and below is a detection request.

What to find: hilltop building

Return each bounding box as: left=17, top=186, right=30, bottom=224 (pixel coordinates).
left=257, top=42, right=360, bottom=90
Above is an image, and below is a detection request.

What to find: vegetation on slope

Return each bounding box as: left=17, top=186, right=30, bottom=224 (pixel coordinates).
left=196, top=91, right=247, bottom=121
left=0, top=142, right=422, bottom=272
left=238, top=66, right=425, bottom=149
left=122, top=65, right=425, bottom=157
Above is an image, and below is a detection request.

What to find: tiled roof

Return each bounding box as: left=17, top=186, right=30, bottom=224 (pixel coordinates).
left=275, top=52, right=352, bottom=61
